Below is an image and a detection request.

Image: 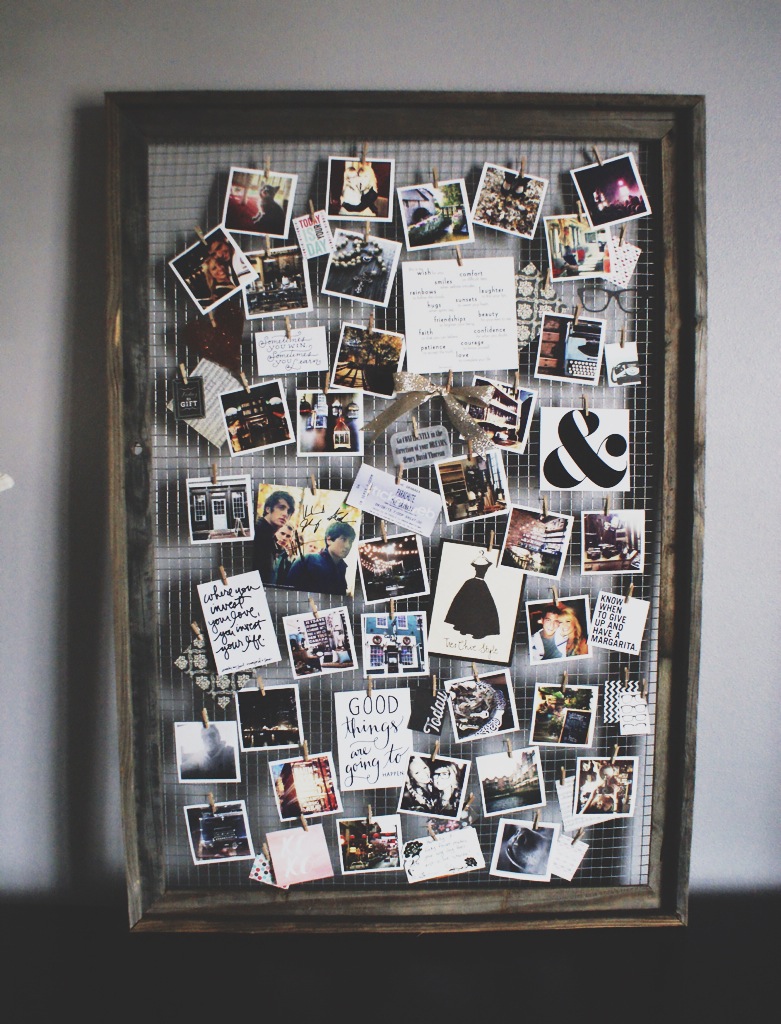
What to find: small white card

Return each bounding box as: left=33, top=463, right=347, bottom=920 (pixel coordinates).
left=603, top=678, right=641, bottom=723
left=550, top=833, right=589, bottom=881
left=619, top=691, right=652, bottom=735
left=293, top=209, right=335, bottom=259
left=402, top=257, right=518, bottom=373
left=607, top=239, right=642, bottom=287
left=197, top=570, right=281, bottom=675
left=540, top=407, right=630, bottom=491
left=402, top=825, right=485, bottom=883
left=389, top=425, right=452, bottom=468
left=334, top=688, right=412, bottom=791
left=588, top=590, right=650, bottom=655
left=604, top=340, right=641, bottom=387
left=255, top=325, right=329, bottom=376
left=346, top=463, right=442, bottom=537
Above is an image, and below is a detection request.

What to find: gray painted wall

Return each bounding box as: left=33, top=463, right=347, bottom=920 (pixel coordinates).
left=1, top=0, right=779, bottom=901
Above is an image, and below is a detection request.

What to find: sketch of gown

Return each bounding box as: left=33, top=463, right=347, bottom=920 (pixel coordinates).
left=445, top=552, right=500, bottom=639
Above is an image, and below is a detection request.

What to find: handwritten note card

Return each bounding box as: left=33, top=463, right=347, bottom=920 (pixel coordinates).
left=254, top=325, right=329, bottom=376
left=402, top=257, right=518, bottom=373
left=197, top=570, right=281, bottom=675
left=334, top=689, right=412, bottom=791
left=346, top=463, right=442, bottom=537
left=390, top=425, right=452, bottom=469
left=402, top=825, right=485, bottom=883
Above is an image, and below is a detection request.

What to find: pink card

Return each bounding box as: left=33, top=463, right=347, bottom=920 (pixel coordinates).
left=266, top=824, right=334, bottom=886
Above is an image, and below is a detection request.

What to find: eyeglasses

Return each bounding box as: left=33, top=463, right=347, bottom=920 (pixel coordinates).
left=577, top=284, right=650, bottom=313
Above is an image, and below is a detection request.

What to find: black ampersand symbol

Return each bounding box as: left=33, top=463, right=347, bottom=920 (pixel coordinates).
left=543, top=409, right=628, bottom=489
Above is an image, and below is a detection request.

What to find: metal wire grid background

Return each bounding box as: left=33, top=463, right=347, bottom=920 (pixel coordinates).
left=148, top=134, right=658, bottom=893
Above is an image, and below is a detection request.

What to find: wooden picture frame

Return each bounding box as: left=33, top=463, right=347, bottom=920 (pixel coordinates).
left=107, top=91, right=705, bottom=932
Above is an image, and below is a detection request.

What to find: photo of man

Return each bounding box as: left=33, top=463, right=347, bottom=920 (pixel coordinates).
left=252, top=488, right=296, bottom=584
left=285, top=521, right=357, bottom=596
left=528, top=603, right=566, bottom=662
left=175, top=721, right=240, bottom=783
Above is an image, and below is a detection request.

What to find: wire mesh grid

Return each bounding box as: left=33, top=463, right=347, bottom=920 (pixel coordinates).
left=148, top=134, right=659, bottom=893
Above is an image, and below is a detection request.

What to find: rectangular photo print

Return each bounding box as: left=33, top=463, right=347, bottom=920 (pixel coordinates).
left=397, top=179, right=474, bottom=251
left=544, top=214, right=612, bottom=281
left=435, top=450, right=510, bottom=526
left=175, top=720, right=241, bottom=783
left=397, top=752, right=470, bottom=821
left=222, top=166, right=298, bottom=239
left=296, top=390, right=363, bottom=456
left=570, top=152, right=651, bottom=229
left=235, top=684, right=303, bottom=751
left=574, top=756, right=638, bottom=818
left=326, top=157, right=395, bottom=222
left=184, top=800, right=255, bottom=866
left=269, top=752, right=343, bottom=822
left=185, top=474, right=254, bottom=544
left=604, top=338, right=641, bottom=387
left=529, top=684, right=598, bottom=747
left=253, top=483, right=362, bottom=597
left=471, top=163, right=548, bottom=240
left=476, top=746, right=545, bottom=817
left=242, top=246, right=313, bottom=319
left=361, top=612, right=429, bottom=679
left=428, top=540, right=524, bottom=666
left=444, top=669, right=519, bottom=743
left=358, top=532, right=429, bottom=604
left=582, top=509, right=645, bottom=574
left=322, top=229, right=402, bottom=307
left=464, top=376, right=536, bottom=454
left=221, top=380, right=294, bottom=456
left=337, top=814, right=403, bottom=874
left=499, top=504, right=574, bottom=579
left=283, top=606, right=357, bottom=679
left=526, top=595, right=592, bottom=664
left=534, top=312, right=605, bottom=385
left=169, top=226, right=258, bottom=315
left=490, top=818, right=560, bottom=882
left=331, top=321, right=405, bottom=398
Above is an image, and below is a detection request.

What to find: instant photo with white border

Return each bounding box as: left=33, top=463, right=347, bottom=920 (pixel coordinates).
left=490, top=818, right=560, bottom=882
left=434, top=450, right=510, bottom=527
left=471, top=162, right=549, bottom=240
left=185, top=474, right=254, bottom=545
left=241, top=246, right=313, bottom=320
left=397, top=752, right=471, bottom=821
left=235, top=683, right=304, bottom=752
left=397, top=178, right=475, bottom=252
left=570, top=152, right=651, bottom=230
left=282, top=606, right=357, bottom=679
left=219, top=380, right=295, bottom=456
left=476, top=745, right=546, bottom=817
left=326, top=156, right=396, bottom=223
left=444, top=669, right=520, bottom=743
left=221, top=165, right=298, bottom=240
left=174, top=720, right=241, bottom=783
left=357, top=532, right=430, bottom=604
left=184, top=800, right=255, bottom=866
left=168, top=226, right=258, bottom=315
left=268, top=751, right=344, bottom=822
left=498, top=504, right=574, bottom=580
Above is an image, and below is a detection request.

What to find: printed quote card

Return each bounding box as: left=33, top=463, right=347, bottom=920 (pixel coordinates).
left=402, top=257, right=518, bottom=372
left=346, top=463, right=443, bottom=537
left=588, top=590, right=650, bottom=655
left=334, top=688, right=412, bottom=791
left=197, top=570, right=281, bottom=674
left=389, top=425, right=452, bottom=469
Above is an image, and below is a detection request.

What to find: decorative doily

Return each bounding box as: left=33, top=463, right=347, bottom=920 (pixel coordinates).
left=515, top=261, right=568, bottom=349
left=174, top=634, right=252, bottom=709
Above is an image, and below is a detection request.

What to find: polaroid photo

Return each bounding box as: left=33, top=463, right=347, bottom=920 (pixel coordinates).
left=266, top=823, right=334, bottom=886
left=242, top=246, right=312, bottom=319
left=337, top=815, right=403, bottom=873
left=402, top=824, right=485, bottom=883
left=539, top=407, right=630, bottom=492
left=174, top=720, right=241, bottom=783
left=427, top=539, right=525, bottom=667
left=543, top=214, right=612, bottom=281
left=331, top=321, right=405, bottom=398
left=169, top=226, right=258, bottom=315
left=529, top=684, right=598, bottom=747
left=581, top=510, right=645, bottom=574
left=526, top=595, right=592, bottom=665
left=334, top=688, right=412, bottom=791
left=220, top=380, right=294, bottom=456
left=255, top=324, right=329, bottom=377
left=221, top=166, right=298, bottom=240
left=185, top=474, right=254, bottom=544
left=464, top=376, right=536, bottom=455
left=588, top=589, right=650, bottom=656
left=604, top=338, right=641, bottom=387
left=269, top=752, right=343, bottom=822
left=435, top=450, right=510, bottom=526
left=361, top=612, right=429, bottom=679
left=282, top=606, right=357, bottom=679
left=235, top=684, right=303, bottom=752
left=326, top=157, right=395, bottom=222
left=574, top=756, right=638, bottom=817
left=444, top=669, right=519, bottom=743
left=471, top=162, right=548, bottom=240
left=534, top=312, right=605, bottom=385
left=321, top=229, right=402, bottom=307
left=184, top=800, right=254, bottom=866
left=358, top=532, right=429, bottom=604
left=296, top=390, right=363, bottom=456
left=499, top=504, right=574, bottom=579
left=490, top=818, right=560, bottom=882
left=293, top=208, right=335, bottom=259
left=570, top=152, right=651, bottom=229
left=398, top=752, right=470, bottom=820
left=253, top=483, right=362, bottom=597
left=397, top=178, right=474, bottom=251
left=172, top=375, right=206, bottom=420
left=476, top=746, right=545, bottom=817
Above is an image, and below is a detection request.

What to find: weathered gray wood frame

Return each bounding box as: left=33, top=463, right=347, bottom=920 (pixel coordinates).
left=106, top=91, right=705, bottom=933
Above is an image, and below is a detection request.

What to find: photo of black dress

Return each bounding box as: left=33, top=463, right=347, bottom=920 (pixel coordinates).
left=445, top=553, right=500, bottom=639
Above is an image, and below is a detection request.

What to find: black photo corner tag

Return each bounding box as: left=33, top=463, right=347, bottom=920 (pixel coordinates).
left=172, top=376, right=206, bottom=420
left=408, top=679, right=448, bottom=736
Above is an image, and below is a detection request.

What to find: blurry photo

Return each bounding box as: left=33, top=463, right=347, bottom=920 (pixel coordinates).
left=361, top=612, right=429, bottom=679
left=184, top=800, right=254, bottom=865
left=185, top=474, right=254, bottom=544
left=337, top=815, right=403, bottom=873
left=242, top=246, right=312, bottom=319
left=529, top=684, right=598, bottom=746
left=332, top=322, right=405, bottom=398
left=499, top=505, right=574, bottom=578
left=169, top=226, right=257, bottom=314
left=543, top=214, right=612, bottom=281
left=322, top=229, right=402, bottom=307
left=235, top=684, right=303, bottom=751
left=283, top=606, right=356, bottom=678
left=435, top=451, right=509, bottom=525
left=220, top=380, right=294, bottom=455
left=222, top=166, right=297, bottom=238
left=397, top=753, right=470, bottom=820
left=471, top=163, right=548, bottom=239
left=464, top=376, right=536, bottom=454
left=571, top=152, right=651, bottom=228
left=534, top=312, right=605, bottom=385
left=444, top=669, right=519, bottom=743
left=574, top=756, right=638, bottom=817
left=581, top=509, right=645, bottom=573
left=358, top=532, right=429, bottom=603
left=175, top=721, right=240, bottom=783
left=476, top=746, right=545, bottom=816
left=296, top=390, right=363, bottom=456
left=398, top=179, right=474, bottom=250
left=269, top=753, right=343, bottom=822
left=490, top=819, right=559, bottom=881
left=526, top=596, right=592, bottom=664
left=326, top=157, right=395, bottom=222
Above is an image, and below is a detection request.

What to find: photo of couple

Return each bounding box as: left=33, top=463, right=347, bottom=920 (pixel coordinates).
left=526, top=597, right=591, bottom=663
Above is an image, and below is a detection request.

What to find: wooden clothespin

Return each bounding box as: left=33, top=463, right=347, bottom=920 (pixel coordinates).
left=471, top=662, right=480, bottom=683
left=309, top=473, right=317, bottom=496
left=300, top=814, right=309, bottom=832
left=592, top=146, right=604, bottom=166
left=190, top=621, right=202, bottom=639
left=264, top=156, right=271, bottom=178
left=431, top=167, right=439, bottom=188
left=264, top=235, right=272, bottom=253
left=431, top=741, right=440, bottom=763
left=364, top=220, right=371, bottom=241
left=572, top=827, right=585, bottom=845
left=464, top=792, right=475, bottom=812
left=389, top=598, right=396, bottom=622
left=560, top=766, right=567, bottom=785
left=366, top=803, right=373, bottom=825
left=541, top=496, right=548, bottom=518
left=301, top=740, right=310, bottom=761
left=262, top=841, right=270, bottom=861
left=285, top=317, right=292, bottom=339
left=361, top=141, right=368, bottom=163
left=366, top=672, right=373, bottom=696
left=207, top=792, right=217, bottom=814
left=640, top=677, right=648, bottom=700
left=487, top=529, right=495, bottom=553
left=309, top=596, right=319, bottom=618
left=367, top=311, right=375, bottom=334
left=532, top=810, right=540, bottom=831
left=219, top=565, right=229, bottom=586
left=432, top=673, right=438, bottom=697
left=550, top=585, right=559, bottom=606
left=611, top=744, right=620, bottom=764
left=426, top=822, right=438, bottom=841
left=573, top=302, right=582, bottom=326
left=379, top=519, right=388, bottom=543
left=505, top=739, right=513, bottom=758
left=576, top=200, right=584, bottom=219
left=179, top=362, right=188, bottom=384
left=395, top=462, right=404, bottom=485
left=239, top=371, right=251, bottom=394
left=201, top=707, right=210, bottom=729
left=624, top=581, right=635, bottom=603
left=520, top=157, right=526, bottom=178
left=411, top=415, right=419, bottom=439
left=309, top=199, right=317, bottom=223
left=467, top=439, right=473, bottom=460
left=514, top=369, right=521, bottom=392
left=454, top=245, right=463, bottom=266
left=619, top=326, right=626, bottom=348
left=581, top=393, right=589, bottom=418
left=323, top=370, right=330, bottom=394
left=622, top=666, right=630, bottom=688
left=603, top=494, right=610, bottom=516
left=561, top=670, right=568, bottom=693
left=194, top=224, right=208, bottom=245
left=544, top=267, right=552, bottom=291
left=619, top=224, right=627, bottom=247
left=257, top=674, right=265, bottom=696
left=211, top=462, right=218, bottom=485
